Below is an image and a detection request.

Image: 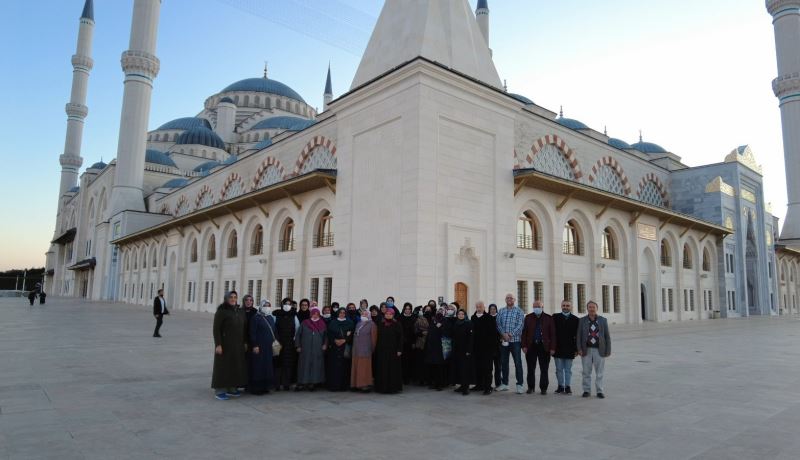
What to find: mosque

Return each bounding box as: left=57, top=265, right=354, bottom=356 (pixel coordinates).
left=46, top=0, right=800, bottom=323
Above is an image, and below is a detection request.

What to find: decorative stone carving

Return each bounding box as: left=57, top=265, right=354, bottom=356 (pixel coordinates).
left=65, top=103, right=88, bottom=119
left=741, top=189, right=757, bottom=203
left=120, top=50, right=160, bottom=80
left=704, top=176, right=735, bottom=196
left=724, top=145, right=763, bottom=174
left=766, top=0, right=800, bottom=16
left=772, top=73, right=800, bottom=98
left=71, top=54, right=94, bottom=71
left=59, top=154, right=83, bottom=168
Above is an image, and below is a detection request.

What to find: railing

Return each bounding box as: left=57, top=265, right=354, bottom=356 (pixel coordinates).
left=227, top=247, right=238, bottom=258
left=279, top=239, right=295, bottom=252
left=250, top=243, right=263, bottom=256
left=313, top=233, right=335, bottom=248
left=562, top=241, right=584, bottom=256
left=661, top=255, right=672, bottom=267
left=516, top=234, right=542, bottom=250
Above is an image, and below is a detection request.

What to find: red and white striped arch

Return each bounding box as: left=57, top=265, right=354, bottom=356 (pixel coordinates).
left=587, top=156, right=632, bottom=196
left=291, top=136, right=337, bottom=176
left=528, top=134, right=583, bottom=179
left=637, top=173, right=670, bottom=206
left=250, top=156, right=287, bottom=191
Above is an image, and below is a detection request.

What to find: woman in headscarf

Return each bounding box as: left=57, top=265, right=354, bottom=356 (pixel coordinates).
left=321, top=305, right=333, bottom=325
left=326, top=307, right=354, bottom=391
left=242, top=294, right=257, bottom=390
left=273, top=297, right=299, bottom=391
left=488, top=303, right=502, bottom=391
left=345, top=302, right=360, bottom=323
left=452, top=308, right=474, bottom=395
left=295, top=306, right=327, bottom=391
left=211, top=291, right=248, bottom=400
left=351, top=308, right=377, bottom=392
left=297, top=298, right=311, bottom=323
left=399, top=302, right=417, bottom=385
left=247, top=299, right=277, bottom=395
left=444, top=303, right=458, bottom=386
left=423, top=307, right=447, bottom=390
left=369, top=305, right=380, bottom=323
left=414, top=303, right=433, bottom=386
left=471, top=301, right=499, bottom=395
left=374, top=306, right=404, bottom=394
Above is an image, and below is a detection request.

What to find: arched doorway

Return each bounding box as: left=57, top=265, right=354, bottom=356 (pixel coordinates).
left=454, top=282, right=468, bottom=309
left=640, top=247, right=657, bottom=322
left=167, top=252, right=177, bottom=309
left=640, top=284, right=647, bottom=321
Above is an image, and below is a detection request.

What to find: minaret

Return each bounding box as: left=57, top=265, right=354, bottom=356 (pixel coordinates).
left=109, top=0, right=162, bottom=215
left=58, top=0, right=94, bottom=200
left=323, top=64, right=333, bottom=111
left=767, top=0, right=800, bottom=243
left=476, top=0, right=490, bottom=55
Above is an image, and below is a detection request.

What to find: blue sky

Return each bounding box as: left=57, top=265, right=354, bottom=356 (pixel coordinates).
left=0, top=0, right=785, bottom=270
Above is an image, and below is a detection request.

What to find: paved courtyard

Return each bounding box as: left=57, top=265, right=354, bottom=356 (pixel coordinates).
left=1, top=297, right=799, bottom=459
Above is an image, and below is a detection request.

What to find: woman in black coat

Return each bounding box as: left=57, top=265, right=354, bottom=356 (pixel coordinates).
left=273, top=297, right=299, bottom=391
left=452, top=309, right=474, bottom=395
left=326, top=308, right=354, bottom=391
left=374, top=307, right=404, bottom=394
left=398, top=303, right=417, bottom=385
left=423, top=310, right=447, bottom=390
left=211, top=291, right=248, bottom=400
left=488, top=303, right=502, bottom=390
left=471, top=302, right=499, bottom=395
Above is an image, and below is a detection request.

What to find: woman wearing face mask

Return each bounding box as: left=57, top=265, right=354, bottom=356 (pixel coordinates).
left=444, top=303, right=459, bottom=386
left=345, top=302, right=359, bottom=323
left=326, top=308, right=354, bottom=391
left=273, top=297, right=299, bottom=391
left=471, top=301, right=499, bottom=395
left=212, top=291, right=248, bottom=400
left=488, top=303, right=502, bottom=391
left=297, top=299, right=311, bottom=323
left=321, top=305, right=333, bottom=325
left=414, top=304, right=433, bottom=386
left=351, top=308, right=377, bottom=392
left=247, top=299, right=277, bottom=395
left=241, top=294, right=257, bottom=391
left=295, top=306, right=327, bottom=391
left=374, top=306, right=404, bottom=394
left=452, top=309, right=474, bottom=396
left=423, top=307, right=447, bottom=391
left=399, top=302, right=417, bottom=385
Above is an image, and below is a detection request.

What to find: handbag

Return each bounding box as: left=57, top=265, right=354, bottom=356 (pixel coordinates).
left=266, top=318, right=282, bottom=355
left=441, top=337, right=453, bottom=360
left=340, top=328, right=352, bottom=359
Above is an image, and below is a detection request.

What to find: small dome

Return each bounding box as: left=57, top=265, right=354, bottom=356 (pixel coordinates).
left=556, top=117, right=590, bottom=130
left=254, top=138, right=273, bottom=149
left=608, top=138, right=632, bottom=150
left=88, top=161, right=107, bottom=170
left=161, top=178, right=189, bottom=189
left=223, top=154, right=238, bottom=165
left=156, top=117, right=212, bottom=131
left=221, top=78, right=306, bottom=103
left=193, top=161, right=221, bottom=173
left=509, top=93, right=534, bottom=105
left=145, top=149, right=177, bottom=167
left=219, top=97, right=235, bottom=104
left=631, top=141, right=668, bottom=154
left=176, top=127, right=226, bottom=149
left=251, top=116, right=317, bottom=131
left=67, top=186, right=80, bottom=193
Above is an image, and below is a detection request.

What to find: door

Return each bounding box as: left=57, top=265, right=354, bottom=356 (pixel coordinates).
left=454, top=282, right=468, bottom=310
left=640, top=284, right=647, bottom=321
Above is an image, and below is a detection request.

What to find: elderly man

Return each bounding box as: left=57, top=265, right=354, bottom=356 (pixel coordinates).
left=521, top=300, right=556, bottom=394
left=577, top=301, right=611, bottom=399
left=471, top=301, right=499, bottom=395
left=495, top=293, right=525, bottom=393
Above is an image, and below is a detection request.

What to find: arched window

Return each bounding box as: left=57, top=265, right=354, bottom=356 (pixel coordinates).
left=133, top=252, right=138, bottom=270
left=640, top=181, right=665, bottom=207
left=162, top=245, right=168, bottom=267
left=702, top=248, right=711, bottom=272
left=660, top=239, right=672, bottom=267
left=314, top=211, right=334, bottom=248
left=251, top=225, right=264, bottom=255
left=227, top=230, right=238, bottom=258
left=683, top=244, right=693, bottom=269
left=151, top=248, right=157, bottom=267
left=563, top=220, right=582, bottom=255
left=601, top=227, right=617, bottom=260
left=533, top=144, right=575, bottom=180
left=280, top=219, right=295, bottom=252
left=125, top=252, right=130, bottom=271
left=517, top=211, right=541, bottom=250
left=190, top=239, right=198, bottom=263
left=142, top=249, right=148, bottom=269
left=207, top=235, right=216, bottom=261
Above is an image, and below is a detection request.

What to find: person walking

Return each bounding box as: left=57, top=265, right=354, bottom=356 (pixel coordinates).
left=39, top=291, right=47, bottom=305
left=212, top=291, right=248, bottom=400
left=295, top=307, right=327, bottom=391
left=577, top=301, right=611, bottom=399
left=496, top=293, right=525, bottom=394
left=553, top=299, right=579, bottom=394
left=27, top=290, right=37, bottom=306
left=152, top=289, right=169, bottom=338
left=471, top=301, right=498, bottom=395
left=247, top=301, right=277, bottom=395
left=521, top=300, right=556, bottom=395
left=351, top=308, right=377, bottom=392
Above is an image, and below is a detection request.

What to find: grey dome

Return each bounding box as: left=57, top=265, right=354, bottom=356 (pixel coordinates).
left=145, top=149, right=177, bottom=167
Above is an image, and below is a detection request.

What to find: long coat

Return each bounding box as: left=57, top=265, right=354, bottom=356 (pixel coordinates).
left=423, top=316, right=445, bottom=365
left=471, top=313, right=499, bottom=359
left=374, top=319, right=404, bottom=394
left=326, top=318, right=354, bottom=391
left=248, top=313, right=276, bottom=392
left=295, top=320, right=327, bottom=385
left=553, top=313, right=579, bottom=359
left=211, top=304, right=248, bottom=390
left=451, top=319, right=474, bottom=387
left=273, top=309, right=299, bottom=377
left=351, top=320, right=377, bottom=388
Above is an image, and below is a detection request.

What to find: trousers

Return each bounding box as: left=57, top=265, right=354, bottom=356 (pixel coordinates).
left=581, top=348, right=605, bottom=393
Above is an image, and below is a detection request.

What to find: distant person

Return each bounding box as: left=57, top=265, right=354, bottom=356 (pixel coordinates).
left=577, top=301, right=611, bottom=399
left=212, top=291, right=247, bottom=400
left=488, top=303, right=502, bottom=390
left=273, top=297, right=299, bottom=391
left=451, top=309, right=474, bottom=396
left=39, top=291, right=46, bottom=305
left=27, top=290, right=37, bottom=306
left=152, top=289, right=169, bottom=337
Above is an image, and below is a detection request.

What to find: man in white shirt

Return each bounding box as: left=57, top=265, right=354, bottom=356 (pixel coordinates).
left=152, top=289, right=169, bottom=337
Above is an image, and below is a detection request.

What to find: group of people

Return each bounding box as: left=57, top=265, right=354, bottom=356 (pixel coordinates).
left=209, top=292, right=611, bottom=401
left=26, top=284, right=46, bottom=306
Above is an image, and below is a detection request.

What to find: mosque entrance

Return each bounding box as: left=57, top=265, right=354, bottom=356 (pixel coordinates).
left=640, top=284, right=647, bottom=321
left=454, top=282, right=468, bottom=310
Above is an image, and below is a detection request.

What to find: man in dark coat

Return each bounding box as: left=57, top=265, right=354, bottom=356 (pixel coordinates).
left=212, top=291, right=248, bottom=400
left=521, top=300, right=556, bottom=395
left=152, top=289, right=169, bottom=337
left=471, top=301, right=499, bottom=395
left=553, top=299, right=580, bottom=394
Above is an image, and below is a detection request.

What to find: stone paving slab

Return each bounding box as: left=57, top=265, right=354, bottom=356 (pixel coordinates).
left=1, top=297, right=799, bottom=459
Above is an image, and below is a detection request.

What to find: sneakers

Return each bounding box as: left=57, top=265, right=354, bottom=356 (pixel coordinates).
left=516, top=385, right=524, bottom=394
left=582, top=391, right=590, bottom=398
left=555, top=386, right=564, bottom=394
left=215, top=392, right=230, bottom=401
left=226, top=390, right=242, bottom=398
left=565, top=386, right=573, bottom=395
left=597, top=393, right=605, bottom=399
left=496, top=384, right=509, bottom=392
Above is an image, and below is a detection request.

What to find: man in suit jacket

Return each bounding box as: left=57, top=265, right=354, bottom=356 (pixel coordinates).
left=576, top=301, right=611, bottom=399
left=521, top=300, right=556, bottom=395
left=153, top=289, right=169, bottom=337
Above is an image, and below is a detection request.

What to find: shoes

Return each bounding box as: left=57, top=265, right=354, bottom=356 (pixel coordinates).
left=153, top=334, right=161, bottom=338
left=597, top=393, right=605, bottom=399
left=496, top=384, right=509, bottom=392
left=540, top=390, right=547, bottom=395
left=526, top=388, right=535, bottom=395
left=555, top=386, right=564, bottom=394
left=454, top=386, right=465, bottom=393
left=582, top=391, right=590, bottom=398
left=565, top=386, right=572, bottom=395
left=482, top=389, right=492, bottom=395
left=215, top=393, right=229, bottom=401
left=516, top=385, right=524, bottom=394
left=226, top=390, right=242, bottom=398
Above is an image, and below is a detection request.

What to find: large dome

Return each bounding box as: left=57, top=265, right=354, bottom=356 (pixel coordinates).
left=221, top=78, right=306, bottom=103
left=157, top=117, right=212, bottom=131
left=176, top=127, right=226, bottom=149
left=251, top=116, right=317, bottom=131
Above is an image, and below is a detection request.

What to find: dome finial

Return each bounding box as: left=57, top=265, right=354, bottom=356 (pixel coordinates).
left=604, top=126, right=607, bottom=136
left=263, top=61, right=268, bottom=79
left=503, top=79, right=508, bottom=92
left=559, top=106, right=564, bottom=118
left=639, top=129, right=643, bottom=142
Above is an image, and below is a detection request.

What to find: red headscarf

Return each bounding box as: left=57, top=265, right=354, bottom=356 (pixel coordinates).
left=303, top=307, right=326, bottom=333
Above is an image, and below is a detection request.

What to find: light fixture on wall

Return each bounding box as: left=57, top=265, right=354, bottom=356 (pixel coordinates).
left=504, top=252, right=515, bottom=259
left=596, top=263, right=606, bottom=269
left=700, top=273, right=709, bottom=279
left=661, top=269, right=666, bottom=274
left=210, top=264, right=218, bottom=270
left=332, top=250, right=342, bottom=256
left=258, top=258, right=267, bottom=264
